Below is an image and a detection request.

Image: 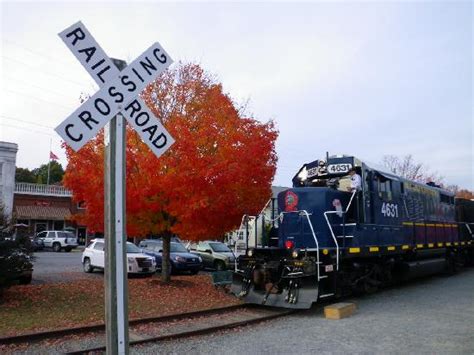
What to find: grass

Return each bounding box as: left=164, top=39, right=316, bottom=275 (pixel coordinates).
left=0, top=275, right=241, bottom=336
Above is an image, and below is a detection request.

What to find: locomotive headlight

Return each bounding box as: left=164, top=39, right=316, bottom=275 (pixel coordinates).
left=291, top=249, right=300, bottom=259
left=247, top=248, right=254, bottom=257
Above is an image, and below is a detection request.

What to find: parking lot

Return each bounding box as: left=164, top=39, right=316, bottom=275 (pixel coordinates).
left=32, top=250, right=101, bottom=284
left=31, top=249, right=212, bottom=284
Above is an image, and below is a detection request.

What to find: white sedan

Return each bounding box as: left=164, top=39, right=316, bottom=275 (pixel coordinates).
left=82, top=238, right=156, bottom=275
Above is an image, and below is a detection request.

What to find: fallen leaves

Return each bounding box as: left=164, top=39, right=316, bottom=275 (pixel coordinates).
left=0, top=274, right=241, bottom=337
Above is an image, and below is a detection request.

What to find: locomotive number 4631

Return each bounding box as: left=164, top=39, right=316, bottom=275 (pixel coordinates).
left=327, top=164, right=352, bottom=173
left=381, top=202, right=399, bottom=218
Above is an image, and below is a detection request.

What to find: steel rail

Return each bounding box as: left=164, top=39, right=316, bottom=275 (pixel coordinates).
left=66, top=306, right=294, bottom=354
left=0, top=304, right=247, bottom=345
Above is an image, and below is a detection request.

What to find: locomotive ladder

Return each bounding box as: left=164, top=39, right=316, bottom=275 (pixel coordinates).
left=323, top=190, right=357, bottom=271
left=281, top=209, right=339, bottom=281
left=465, top=223, right=474, bottom=238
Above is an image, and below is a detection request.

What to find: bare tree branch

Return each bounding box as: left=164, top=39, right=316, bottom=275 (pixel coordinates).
left=381, top=154, right=443, bottom=184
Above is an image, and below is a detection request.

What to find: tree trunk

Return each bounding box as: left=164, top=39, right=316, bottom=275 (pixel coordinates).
left=161, top=234, right=171, bottom=283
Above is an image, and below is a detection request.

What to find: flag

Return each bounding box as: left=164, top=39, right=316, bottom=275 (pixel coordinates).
left=50, top=151, right=59, bottom=160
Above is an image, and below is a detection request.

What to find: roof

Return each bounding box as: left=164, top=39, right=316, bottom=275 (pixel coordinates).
left=15, top=205, right=71, bottom=220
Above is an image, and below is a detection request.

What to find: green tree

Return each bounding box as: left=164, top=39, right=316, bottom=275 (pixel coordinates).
left=32, top=161, right=65, bottom=185
left=0, top=203, right=33, bottom=296
left=15, top=167, right=36, bottom=183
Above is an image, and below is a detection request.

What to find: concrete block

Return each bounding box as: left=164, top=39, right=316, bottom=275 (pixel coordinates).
left=324, top=302, right=356, bottom=320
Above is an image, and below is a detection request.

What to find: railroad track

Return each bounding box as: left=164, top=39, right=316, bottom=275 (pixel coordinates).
left=0, top=304, right=294, bottom=354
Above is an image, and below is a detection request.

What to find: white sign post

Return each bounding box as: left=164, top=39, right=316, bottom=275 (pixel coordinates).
left=55, top=21, right=175, bottom=354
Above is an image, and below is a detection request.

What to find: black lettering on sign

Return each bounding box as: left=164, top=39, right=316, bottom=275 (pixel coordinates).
left=153, top=48, right=167, bottom=64
left=78, top=46, right=97, bottom=63
left=65, top=27, right=85, bottom=46
left=139, top=57, right=157, bottom=76
left=121, top=76, right=137, bottom=92
left=91, top=58, right=105, bottom=70
left=108, top=86, right=124, bottom=103
left=97, top=65, right=111, bottom=84
left=142, top=124, right=157, bottom=140
left=124, top=99, right=141, bottom=116
left=78, top=111, right=99, bottom=130
left=135, top=112, right=150, bottom=127
left=94, top=98, right=111, bottom=115
left=132, top=68, right=145, bottom=83
left=65, top=124, right=83, bottom=142
left=152, top=133, right=167, bottom=149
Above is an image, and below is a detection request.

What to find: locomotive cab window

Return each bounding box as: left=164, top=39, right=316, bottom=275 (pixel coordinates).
left=376, top=174, right=392, bottom=201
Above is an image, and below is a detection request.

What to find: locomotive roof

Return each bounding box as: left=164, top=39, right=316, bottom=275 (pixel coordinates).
left=357, top=159, right=454, bottom=197
left=294, top=154, right=454, bottom=197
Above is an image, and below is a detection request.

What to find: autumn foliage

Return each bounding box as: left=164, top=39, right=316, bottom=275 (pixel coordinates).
left=63, top=63, right=278, bottom=241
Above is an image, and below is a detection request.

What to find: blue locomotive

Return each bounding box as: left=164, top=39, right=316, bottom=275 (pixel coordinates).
left=231, top=154, right=474, bottom=309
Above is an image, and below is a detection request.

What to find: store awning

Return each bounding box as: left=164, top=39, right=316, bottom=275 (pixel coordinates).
left=15, top=205, right=71, bottom=220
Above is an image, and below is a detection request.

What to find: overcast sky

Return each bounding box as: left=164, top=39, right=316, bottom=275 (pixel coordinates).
left=0, top=0, right=472, bottom=190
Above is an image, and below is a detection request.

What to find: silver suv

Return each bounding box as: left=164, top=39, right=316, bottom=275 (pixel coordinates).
left=189, top=241, right=236, bottom=271
left=36, top=230, right=78, bottom=252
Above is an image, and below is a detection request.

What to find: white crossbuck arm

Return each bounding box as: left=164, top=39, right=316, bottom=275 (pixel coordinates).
left=55, top=21, right=174, bottom=157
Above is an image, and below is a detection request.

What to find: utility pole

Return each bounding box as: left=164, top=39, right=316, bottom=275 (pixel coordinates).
left=104, top=59, right=129, bottom=355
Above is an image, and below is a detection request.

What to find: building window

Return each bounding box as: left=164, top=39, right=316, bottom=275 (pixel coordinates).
left=53, top=221, right=64, bottom=230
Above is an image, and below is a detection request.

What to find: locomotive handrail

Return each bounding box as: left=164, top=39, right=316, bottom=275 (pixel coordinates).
left=346, top=190, right=357, bottom=213
left=323, top=190, right=357, bottom=271
left=233, top=214, right=255, bottom=272
left=281, top=210, right=321, bottom=281
left=465, top=223, right=474, bottom=237
left=323, top=211, right=340, bottom=270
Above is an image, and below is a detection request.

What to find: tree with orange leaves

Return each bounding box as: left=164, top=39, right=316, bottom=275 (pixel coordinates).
left=63, top=63, right=278, bottom=281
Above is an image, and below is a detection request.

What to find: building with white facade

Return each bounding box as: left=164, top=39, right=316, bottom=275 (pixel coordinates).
left=0, top=141, right=18, bottom=221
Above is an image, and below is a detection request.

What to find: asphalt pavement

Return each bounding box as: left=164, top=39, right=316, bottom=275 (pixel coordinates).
left=132, top=268, right=474, bottom=354
left=32, top=250, right=100, bottom=284
left=31, top=249, right=211, bottom=284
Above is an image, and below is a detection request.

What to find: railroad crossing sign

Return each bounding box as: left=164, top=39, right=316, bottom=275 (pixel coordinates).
left=55, top=21, right=175, bottom=355
left=56, top=21, right=175, bottom=156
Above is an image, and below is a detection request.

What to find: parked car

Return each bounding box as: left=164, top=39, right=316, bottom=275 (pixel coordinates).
left=139, top=239, right=203, bottom=275
left=36, top=230, right=78, bottom=252
left=82, top=239, right=156, bottom=275
left=189, top=241, right=236, bottom=271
